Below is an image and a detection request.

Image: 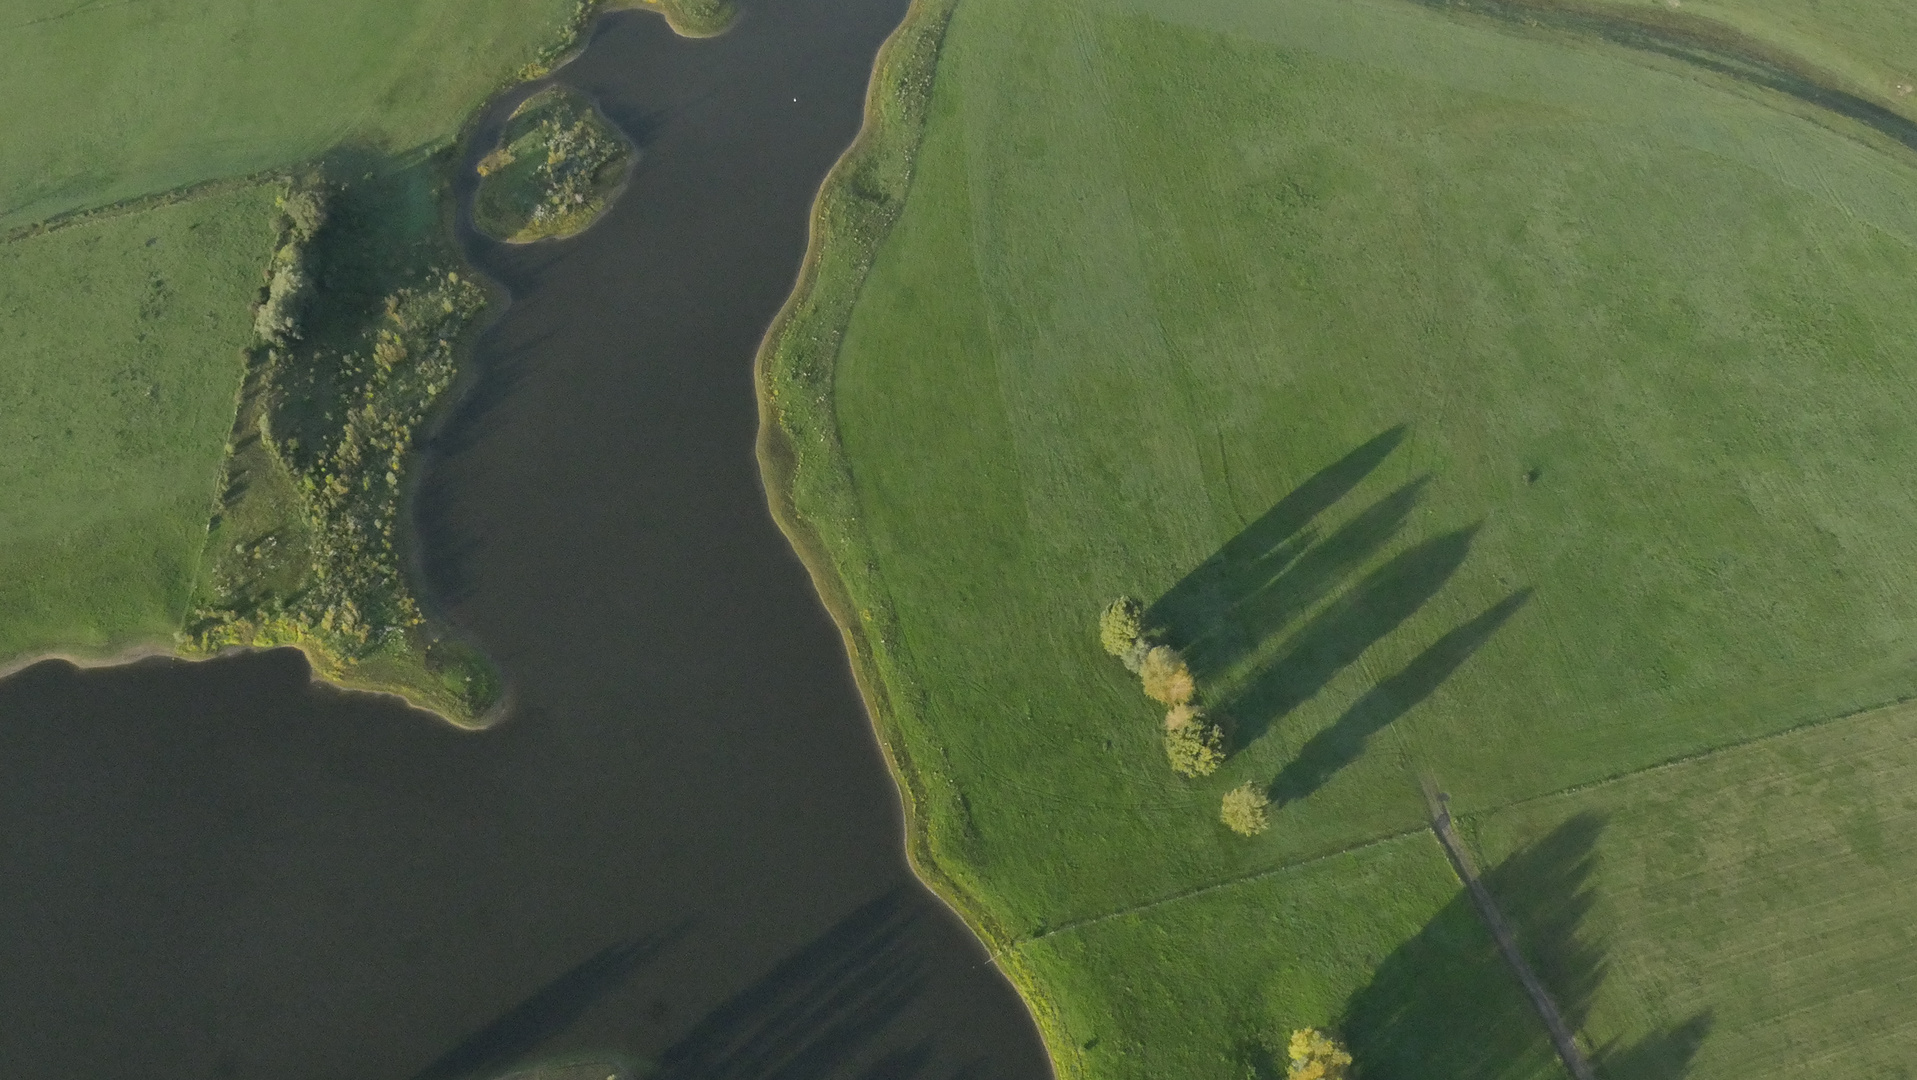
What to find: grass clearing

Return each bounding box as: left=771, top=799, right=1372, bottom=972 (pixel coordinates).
left=0, top=186, right=280, bottom=660
left=1467, top=701, right=1917, bottom=1080
left=762, top=0, right=1917, bottom=1069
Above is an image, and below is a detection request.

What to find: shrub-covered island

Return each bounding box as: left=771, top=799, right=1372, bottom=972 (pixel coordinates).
left=474, top=87, right=634, bottom=244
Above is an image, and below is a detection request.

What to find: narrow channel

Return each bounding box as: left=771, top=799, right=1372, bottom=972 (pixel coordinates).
left=0, top=2, right=1054, bottom=1077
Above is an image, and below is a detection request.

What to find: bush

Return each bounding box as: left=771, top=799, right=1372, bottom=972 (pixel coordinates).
left=1099, top=595, right=1144, bottom=659
left=254, top=259, right=309, bottom=344
left=1221, top=781, right=1271, bottom=836
left=280, top=187, right=327, bottom=243
left=1286, top=1029, right=1353, bottom=1080
left=1140, top=644, right=1195, bottom=705
left=1165, top=715, right=1225, bottom=777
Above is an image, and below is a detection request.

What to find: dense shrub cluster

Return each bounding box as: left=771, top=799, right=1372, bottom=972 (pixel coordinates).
left=253, top=186, right=326, bottom=344
left=1098, top=595, right=1230, bottom=779
left=1166, top=705, right=1227, bottom=778
left=278, top=270, right=483, bottom=652
left=473, top=88, right=630, bottom=243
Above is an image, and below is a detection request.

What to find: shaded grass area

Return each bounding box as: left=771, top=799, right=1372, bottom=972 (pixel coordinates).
left=190, top=156, right=500, bottom=722
left=1469, top=701, right=1917, bottom=1080
left=0, top=186, right=280, bottom=660
left=759, top=0, right=1917, bottom=1069
left=0, top=0, right=578, bottom=230
left=1022, top=832, right=1575, bottom=1080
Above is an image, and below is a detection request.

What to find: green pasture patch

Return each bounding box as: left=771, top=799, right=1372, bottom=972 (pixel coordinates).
left=0, top=0, right=576, bottom=230
left=787, top=0, right=1917, bottom=1066
left=1022, top=832, right=1565, bottom=1080
left=474, top=87, right=633, bottom=243
left=0, top=184, right=280, bottom=660
left=1468, top=701, right=1917, bottom=1080
left=831, top=0, right=1917, bottom=928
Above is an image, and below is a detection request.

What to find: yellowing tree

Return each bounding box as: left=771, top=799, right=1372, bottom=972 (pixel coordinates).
left=1140, top=645, right=1195, bottom=705
left=1099, top=596, right=1144, bottom=657
left=1286, top=1028, right=1353, bottom=1080
left=1221, top=781, right=1271, bottom=836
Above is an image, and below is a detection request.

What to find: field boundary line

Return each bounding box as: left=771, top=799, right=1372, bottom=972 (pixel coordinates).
left=2, top=171, right=282, bottom=246
left=1473, top=690, right=1917, bottom=821
left=995, top=824, right=1433, bottom=959
left=1425, top=778, right=1597, bottom=1080
left=999, top=692, right=1917, bottom=964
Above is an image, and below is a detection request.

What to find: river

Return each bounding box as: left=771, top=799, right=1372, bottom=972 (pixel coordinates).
left=0, top=2, right=1053, bottom=1077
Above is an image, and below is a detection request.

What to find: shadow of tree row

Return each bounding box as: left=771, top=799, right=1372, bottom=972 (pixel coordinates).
left=1147, top=426, right=1525, bottom=795
left=1336, top=814, right=1712, bottom=1080
left=411, top=890, right=982, bottom=1080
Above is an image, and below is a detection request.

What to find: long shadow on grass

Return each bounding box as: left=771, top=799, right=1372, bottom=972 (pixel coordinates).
left=1147, top=426, right=1409, bottom=679
left=1268, top=588, right=1531, bottom=806
left=1227, top=525, right=1477, bottom=746
left=1341, top=814, right=1711, bottom=1080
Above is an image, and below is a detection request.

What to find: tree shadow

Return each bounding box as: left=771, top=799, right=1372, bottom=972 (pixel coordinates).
left=1148, top=426, right=1408, bottom=680
left=1340, top=814, right=1711, bottom=1080
left=1226, top=526, right=1478, bottom=746
left=1593, top=1011, right=1714, bottom=1080
left=1269, top=589, right=1531, bottom=805
left=412, top=927, right=686, bottom=1080
left=654, top=889, right=936, bottom=1080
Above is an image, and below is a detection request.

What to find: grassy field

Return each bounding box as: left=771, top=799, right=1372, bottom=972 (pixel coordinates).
left=1467, top=700, right=1917, bottom=1080
left=764, top=0, right=1917, bottom=1071
left=0, top=0, right=576, bottom=231
left=0, top=186, right=280, bottom=661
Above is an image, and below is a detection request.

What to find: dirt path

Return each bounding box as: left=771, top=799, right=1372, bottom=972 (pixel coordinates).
left=1424, top=781, right=1598, bottom=1080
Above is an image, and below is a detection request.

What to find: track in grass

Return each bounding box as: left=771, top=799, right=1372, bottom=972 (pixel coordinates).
left=1469, top=699, right=1917, bottom=1080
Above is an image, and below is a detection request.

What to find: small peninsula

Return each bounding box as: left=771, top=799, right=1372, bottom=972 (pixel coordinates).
left=474, top=87, right=634, bottom=244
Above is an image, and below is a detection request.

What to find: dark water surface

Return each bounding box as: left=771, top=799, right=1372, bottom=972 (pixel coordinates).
left=0, top=3, right=1052, bottom=1078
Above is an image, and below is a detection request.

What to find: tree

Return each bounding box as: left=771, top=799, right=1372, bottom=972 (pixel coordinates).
left=1099, top=596, right=1144, bottom=662
left=1286, top=1028, right=1352, bottom=1080
left=1165, top=713, right=1225, bottom=777
left=1221, top=781, right=1271, bottom=836
left=1140, top=645, right=1195, bottom=705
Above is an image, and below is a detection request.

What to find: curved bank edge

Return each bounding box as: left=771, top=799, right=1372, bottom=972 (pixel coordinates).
left=750, top=1, right=1079, bottom=1077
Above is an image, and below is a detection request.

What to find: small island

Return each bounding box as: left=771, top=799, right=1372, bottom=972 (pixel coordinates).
left=474, top=87, right=634, bottom=244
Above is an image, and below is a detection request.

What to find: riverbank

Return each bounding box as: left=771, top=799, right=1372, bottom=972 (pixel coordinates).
left=751, top=0, right=1077, bottom=1074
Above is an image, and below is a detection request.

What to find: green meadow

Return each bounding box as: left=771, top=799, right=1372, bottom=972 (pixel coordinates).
left=1468, top=700, right=1917, bottom=1080
left=0, top=187, right=279, bottom=661
left=768, top=0, right=1917, bottom=1072
left=1, top=0, right=575, bottom=230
